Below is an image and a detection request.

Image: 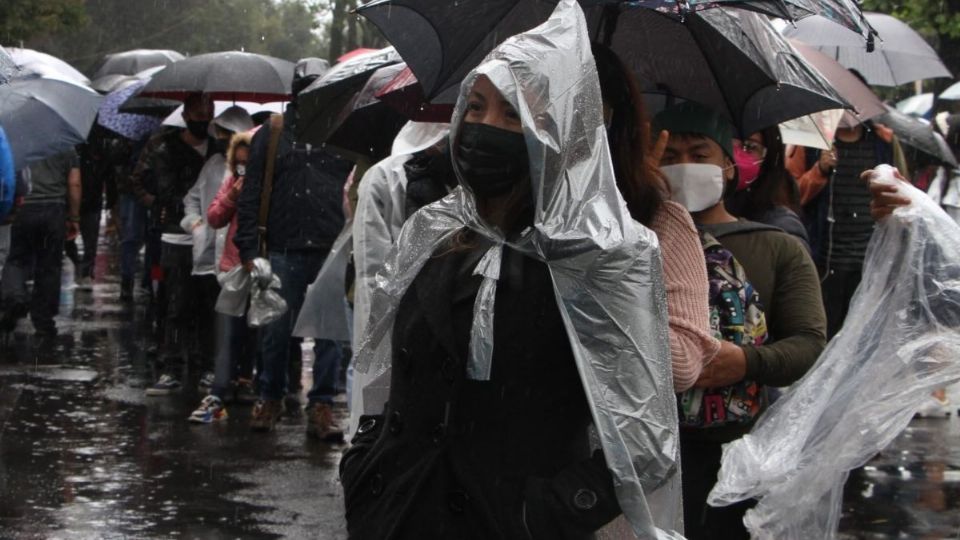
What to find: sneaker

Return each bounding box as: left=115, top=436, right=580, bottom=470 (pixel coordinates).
left=198, top=372, right=215, bottom=392
left=146, top=375, right=182, bottom=396
left=189, top=395, right=228, bottom=423
left=233, top=379, right=258, bottom=405
left=306, top=402, right=344, bottom=442
left=250, top=399, right=285, bottom=432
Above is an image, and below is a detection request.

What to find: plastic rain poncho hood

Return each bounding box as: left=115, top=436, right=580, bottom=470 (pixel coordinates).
left=708, top=170, right=960, bottom=539
left=351, top=1, right=681, bottom=537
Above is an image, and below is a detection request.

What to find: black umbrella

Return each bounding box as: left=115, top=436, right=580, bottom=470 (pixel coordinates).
left=357, top=0, right=871, bottom=100
left=877, top=106, right=957, bottom=167
left=138, top=51, right=295, bottom=103
left=295, top=47, right=401, bottom=147
left=0, top=77, right=103, bottom=170
left=358, top=1, right=847, bottom=135
left=93, top=49, right=184, bottom=79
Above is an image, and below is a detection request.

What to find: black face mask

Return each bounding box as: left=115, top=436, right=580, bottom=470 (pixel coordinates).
left=186, top=120, right=209, bottom=139
left=214, top=137, right=229, bottom=154
left=455, top=122, right=528, bottom=198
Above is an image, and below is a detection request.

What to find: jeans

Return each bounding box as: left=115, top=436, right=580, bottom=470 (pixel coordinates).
left=119, top=194, right=145, bottom=283
left=259, top=250, right=342, bottom=405
left=0, top=203, right=66, bottom=333
left=211, top=311, right=257, bottom=399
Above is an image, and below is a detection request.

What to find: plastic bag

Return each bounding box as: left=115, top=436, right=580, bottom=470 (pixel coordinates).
left=708, top=166, right=960, bottom=539
left=215, top=265, right=251, bottom=317
left=293, top=221, right=352, bottom=341
left=247, top=258, right=287, bottom=328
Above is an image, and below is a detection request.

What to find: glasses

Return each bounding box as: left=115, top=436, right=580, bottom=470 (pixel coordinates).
left=740, top=140, right=767, bottom=160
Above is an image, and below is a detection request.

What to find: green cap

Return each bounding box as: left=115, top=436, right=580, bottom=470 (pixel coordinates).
left=653, top=101, right=735, bottom=159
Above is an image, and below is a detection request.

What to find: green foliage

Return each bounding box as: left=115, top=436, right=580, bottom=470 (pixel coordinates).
left=0, top=0, right=87, bottom=44
left=23, top=0, right=327, bottom=74
left=862, top=0, right=960, bottom=39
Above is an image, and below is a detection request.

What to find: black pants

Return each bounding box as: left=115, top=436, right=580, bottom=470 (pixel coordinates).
left=819, top=266, right=862, bottom=340
left=0, top=203, right=66, bottom=333
left=193, top=273, right=220, bottom=375
left=64, top=210, right=100, bottom=279
left=681, top=436, right=755, bottom=540
left=157, top=243, right=195, bottom=377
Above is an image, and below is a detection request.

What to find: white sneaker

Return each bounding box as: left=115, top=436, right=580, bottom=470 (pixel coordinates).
left=915, top=394, right=952, bottom=418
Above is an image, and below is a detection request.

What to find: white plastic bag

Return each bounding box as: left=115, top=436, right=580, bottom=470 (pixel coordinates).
left=247, top=258, right=287, bottom=328
left=709, top=166, right=960, bottom=539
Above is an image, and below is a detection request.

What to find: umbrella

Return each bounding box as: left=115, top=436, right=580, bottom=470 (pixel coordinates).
left=357, top=0, right=871, bottom=101
left=374, top=66, right=457, bottom=123
left=0, top=77, right=103, bottom=170
left=789, top=39, right=885, bottom=124
left=877, top=106, right=957, bottom=167
left=6, top=47, right=90, bottom=86
left=296, top=47, right=402, bottom=146
left=91, top=65, right=166, bottom=94
left=97, top=79, right=163, bottom=141
left=357, top=2, right=848, bottom=135
left=93, top=49, right=184, bottom=79
left=783, top=12, right=952, bottom=86
left=161, top=101, right=285, bottom=128
left=780, top=108, right=845, bottom=150
left=895, top=93, right=933, bottom=118
left=940, top=82, right=960, bottom=101
left=0, top=46, right=19, bottom=84
left=137, top=51, right=295, bottom=103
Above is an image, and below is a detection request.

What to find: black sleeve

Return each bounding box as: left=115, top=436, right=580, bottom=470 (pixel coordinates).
left=234, top=126, right=271, bottom=262
left=523, top=450, right=621, bottom=539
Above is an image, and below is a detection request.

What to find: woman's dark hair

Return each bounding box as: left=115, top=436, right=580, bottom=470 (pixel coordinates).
left=592, top=43, right=667, bottom=227
left=727, top=126, right=801, bottom=219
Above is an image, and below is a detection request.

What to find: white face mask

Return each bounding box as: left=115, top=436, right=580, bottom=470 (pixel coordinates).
left=235, top=164, right=247, bottom=177
left=660, top=163, right=726, bottom=213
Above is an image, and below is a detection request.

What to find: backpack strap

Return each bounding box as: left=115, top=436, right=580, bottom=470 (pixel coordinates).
left=258, top=113, right=284, bottom=257
left=708, top=220, right=782, bottom=241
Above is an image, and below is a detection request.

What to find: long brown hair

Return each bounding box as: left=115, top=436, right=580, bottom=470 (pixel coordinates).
left=592, top=43, right=668, bottom=227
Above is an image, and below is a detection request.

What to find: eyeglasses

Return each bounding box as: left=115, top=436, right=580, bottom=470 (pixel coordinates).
left=740, top=140, right=767, bottom=159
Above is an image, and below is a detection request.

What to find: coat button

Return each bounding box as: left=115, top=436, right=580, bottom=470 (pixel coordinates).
left=357, top=418, right=377, bottom=435
left=389, top=411, right=402, bottom=435
left=573, top=489, right=598, bottom=511
left=370, top=473, right=383, bottom=496
left=447, top=490, right=468, bottom=513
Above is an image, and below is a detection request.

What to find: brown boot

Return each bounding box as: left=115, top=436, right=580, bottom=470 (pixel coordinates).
left=306, top=402, right=344, bottom=442
left=250, top=399, right=285, bottom=432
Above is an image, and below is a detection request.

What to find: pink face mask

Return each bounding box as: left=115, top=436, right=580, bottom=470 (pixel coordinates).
left=734, top=146, right=762, bottom=191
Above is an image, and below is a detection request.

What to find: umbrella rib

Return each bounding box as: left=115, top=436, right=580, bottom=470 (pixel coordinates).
left=684, top=13, right=747, bottom=136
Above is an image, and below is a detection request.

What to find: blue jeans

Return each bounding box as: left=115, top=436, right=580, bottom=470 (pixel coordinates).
left=118, top=194, right=145, bottom=282
left=212, top=311, right=257, bottom=399
left=259, top=251, right=342, bottom=405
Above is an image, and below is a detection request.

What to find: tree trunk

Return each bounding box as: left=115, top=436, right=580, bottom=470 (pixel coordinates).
left=329, top=0, right=349, bottom=60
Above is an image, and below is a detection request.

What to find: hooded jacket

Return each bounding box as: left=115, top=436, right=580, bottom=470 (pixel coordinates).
left=233, top=106, right=354, bottom=261
left=347, top=2, right=681, bottom=538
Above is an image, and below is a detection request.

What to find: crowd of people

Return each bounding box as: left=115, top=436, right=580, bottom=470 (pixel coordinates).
left=0, top=2, right=956, bottom=538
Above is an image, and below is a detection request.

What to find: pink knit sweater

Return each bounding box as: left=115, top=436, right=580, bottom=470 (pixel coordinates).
left=649, top=201, right=721, bottom=391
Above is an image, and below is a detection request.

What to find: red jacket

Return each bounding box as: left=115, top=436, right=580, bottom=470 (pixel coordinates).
left=207, top=174, right=242, bottom=273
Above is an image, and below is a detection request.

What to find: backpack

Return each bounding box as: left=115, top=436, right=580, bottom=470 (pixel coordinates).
left=677, top=231, right=769, bottom=428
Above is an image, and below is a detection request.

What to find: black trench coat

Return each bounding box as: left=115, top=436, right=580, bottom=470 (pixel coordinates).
left=340, top=239, right=622, bottom=540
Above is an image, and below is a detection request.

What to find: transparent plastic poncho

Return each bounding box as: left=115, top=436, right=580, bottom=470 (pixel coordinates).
left=708, top=171, right=960, bottom=539
left=351, top=1, right=682, bottom=537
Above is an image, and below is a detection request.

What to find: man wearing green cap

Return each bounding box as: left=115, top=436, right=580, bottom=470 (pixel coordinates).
left=653, top=101, right=827, bottom=539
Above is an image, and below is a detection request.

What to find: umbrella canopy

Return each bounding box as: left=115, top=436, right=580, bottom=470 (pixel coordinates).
left=91, top=65, right=166, bottom=94
left=6, top=47, right=90, bottom=86
left=895, top=92, right=934, bottom=118
left=93, top=49, right=184, bottom=79
left=877, top=106, right=957, bottom=166
left=358, top=1, right=848, bottom=135
left=0, top=77, right=103, bottom=170
left=374, top=66, right=457, bottom=122
left=296, top=47, right=401, bottom=145
left=789, top=39, right=885, bottom=124
left=97, top=79, right=163, bottom=141
left=780, top=108, right=845, bottom=150
left=0, top=46, right=20, bottom=84
left=940, top=82, right=960, bottom=101
left=783, top=12, right=951, bottom=86
left=138, top=51, right=295, bottom=103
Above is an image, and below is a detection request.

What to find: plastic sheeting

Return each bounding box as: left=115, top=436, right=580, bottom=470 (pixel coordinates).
left=214, top=258, right=288, bottom=327
left=292, top=220, right=353, bottom=341
left=351, top=1, right=681, bottom=537
left=708, top=167, right=960, bottom=539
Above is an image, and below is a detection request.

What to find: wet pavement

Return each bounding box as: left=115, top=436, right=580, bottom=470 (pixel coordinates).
left=0, top=231, right=958, bottom=539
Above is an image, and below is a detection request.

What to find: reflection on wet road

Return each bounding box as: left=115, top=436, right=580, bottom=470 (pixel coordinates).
left=0, top=242, right=958, bottom=538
